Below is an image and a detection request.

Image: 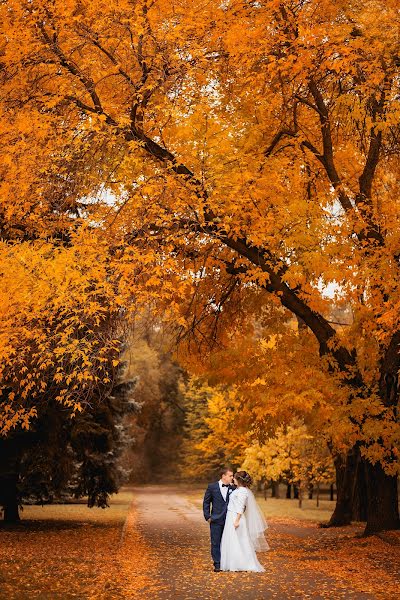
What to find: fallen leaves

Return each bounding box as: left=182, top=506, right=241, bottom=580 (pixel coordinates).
left=1, top=486, right=399, bottom=599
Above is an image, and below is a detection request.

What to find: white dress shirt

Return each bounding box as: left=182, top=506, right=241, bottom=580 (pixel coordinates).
left=219, top=479, right=228, bottom=501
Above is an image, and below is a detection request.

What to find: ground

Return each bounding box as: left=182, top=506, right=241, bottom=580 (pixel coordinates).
left=0, top=485, right=399, bottom=599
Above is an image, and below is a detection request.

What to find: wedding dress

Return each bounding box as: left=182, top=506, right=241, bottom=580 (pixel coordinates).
left=220, top=486, right=269, bottom=572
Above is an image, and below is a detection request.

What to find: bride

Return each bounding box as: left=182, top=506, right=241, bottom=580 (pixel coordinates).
left=220, top=470, right=269, bottom=572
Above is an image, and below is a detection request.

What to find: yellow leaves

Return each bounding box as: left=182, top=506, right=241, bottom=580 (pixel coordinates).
left=0, top=0, right=398, bottom=484
left=145, top=275, right=162, bottom=288
left=242, top=420, right=335, bottom=486
left=0, top=405, right=37, bottom=436
left=0, top=232, right=127, bottom=434
left=259, top=335, right=278, bottom=351
left=179, top=376, right=247, bottom=473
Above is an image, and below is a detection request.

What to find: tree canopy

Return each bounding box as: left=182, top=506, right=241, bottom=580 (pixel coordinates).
left=1, top=0, right=399, bottom=533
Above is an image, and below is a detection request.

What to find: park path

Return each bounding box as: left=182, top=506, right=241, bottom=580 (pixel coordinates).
left=119, top=485, right=377, bottom=600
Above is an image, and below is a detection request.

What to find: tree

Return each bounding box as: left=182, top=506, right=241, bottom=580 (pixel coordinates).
left=1, top=0, right=399, bottom=533
left=242, top=422, right=335, bottom=508
left=180, top=377, right=245, bottom=479
left=0, top=232, right=139, bottom=522
left=0, top=371, right=138, bottom=523
left=179, top=377, right=220, bottom=480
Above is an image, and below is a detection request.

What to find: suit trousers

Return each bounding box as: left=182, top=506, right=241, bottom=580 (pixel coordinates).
left=210, top=521, right=225, bottom=567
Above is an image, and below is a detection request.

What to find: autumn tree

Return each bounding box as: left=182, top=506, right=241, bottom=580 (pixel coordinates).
left=179, top=378, right=219, bottom=480
left=0, top=232, right=138, bottom=522
left=242, top=422, right=335, bottom=508
left=179, top=377, right=245, bottom=479
left=1, top=0, right=399, bottom=534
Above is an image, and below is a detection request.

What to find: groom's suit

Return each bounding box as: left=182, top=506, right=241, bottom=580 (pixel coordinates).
left=203, top=481, right=236, bottom=569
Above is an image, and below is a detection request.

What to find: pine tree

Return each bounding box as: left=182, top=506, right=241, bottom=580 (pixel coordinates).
left=0, top=366, right=139, bottom=523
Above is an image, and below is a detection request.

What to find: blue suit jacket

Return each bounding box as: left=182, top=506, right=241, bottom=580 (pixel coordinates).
left=203, top=482, right=236, bottom=525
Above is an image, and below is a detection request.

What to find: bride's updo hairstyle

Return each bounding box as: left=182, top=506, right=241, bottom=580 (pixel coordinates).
left=234, top=471, right=252, bottom=488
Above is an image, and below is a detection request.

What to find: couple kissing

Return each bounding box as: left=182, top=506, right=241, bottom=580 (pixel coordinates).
left=203, top=468, right=269, bottom=573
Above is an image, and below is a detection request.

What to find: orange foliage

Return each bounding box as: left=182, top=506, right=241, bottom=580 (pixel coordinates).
left=0, top=0, right=399, bottom=475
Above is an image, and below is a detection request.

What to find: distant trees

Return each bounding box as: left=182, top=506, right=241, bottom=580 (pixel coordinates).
left=179, top=378, right=244, bottom=480
left=179, top=377, right=335, bottom=508
left=120, top=329, right=185, bottom=483
left=242, top=422, right=335, bottom=507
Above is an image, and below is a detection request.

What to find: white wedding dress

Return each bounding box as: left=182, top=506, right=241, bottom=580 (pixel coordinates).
left=220, top=486, right=269, bottom=572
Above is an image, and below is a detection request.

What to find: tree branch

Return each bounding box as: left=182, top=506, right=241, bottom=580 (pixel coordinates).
left=76, top=26, right=137, bottom=89
left=264, top=128, right=295, bottom=157
left=37, top=22, right=103, bottom=114
left=308, top=78, right=384, bottom=245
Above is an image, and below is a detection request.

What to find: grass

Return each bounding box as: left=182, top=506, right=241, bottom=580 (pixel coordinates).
left=257, top=496, right=336, bottom=523
left=0, top=489, right=134, bottom=599
left=185, top=485, right=338, bottom=524
left=1, top=485, right=398, bottom=599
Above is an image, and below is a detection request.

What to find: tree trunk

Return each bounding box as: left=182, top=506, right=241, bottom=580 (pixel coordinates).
left=324, top=450, right=357, bottom=527
left=363, top=460, right=400, bottom=535
left=360, top=353, right=400, bottom=534
left=330, top=483, right=334, bottom=501
left=308, top=484, right=313, bottom=500
left=286, top=483, right=292, bottom=499
left=316, top=482, right=320, bottom=507
left=2, top=474, right=20, bottom=523
left=271, top=480, right=280, bottom=499
left=351, top=450, right=368, bottom=521
left=293, top=485, right=299, bottom=499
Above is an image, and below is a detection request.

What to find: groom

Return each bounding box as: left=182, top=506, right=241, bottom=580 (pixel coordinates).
left=203, top=467, right=235, bottom=572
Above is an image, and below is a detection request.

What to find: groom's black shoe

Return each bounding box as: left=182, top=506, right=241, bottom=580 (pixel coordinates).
left=213, top=564, right=221, bottom=572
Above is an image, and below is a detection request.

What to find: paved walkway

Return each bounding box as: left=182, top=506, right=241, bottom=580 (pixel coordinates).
left=125, top=486, right=376, bottom=599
